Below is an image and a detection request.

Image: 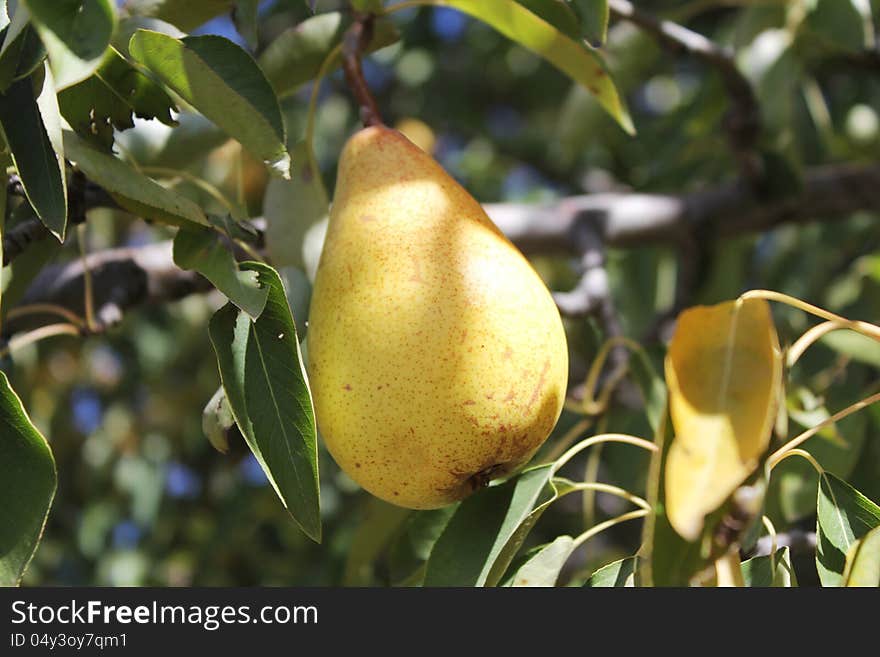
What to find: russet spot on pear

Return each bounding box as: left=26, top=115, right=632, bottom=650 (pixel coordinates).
left=307, top=125, right=568, bottom=509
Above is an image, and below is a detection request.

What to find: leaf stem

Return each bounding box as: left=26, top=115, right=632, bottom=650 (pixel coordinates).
left=740, top=289, right=880, bottom=342
left=570, top=508, right=649, bottom=551
left=77, top=224, right=96, bottom=333
left=342, top=14, right=384, bottom=127
left=768, top=448, right=824, bottom=475
left=0, top=323, right=82, bottom=358
left=767, top=391, right=880, bottom=467
left=558, top=480, right=652, bottom=512
left=786, top=319, right=851, bottom=368
left=552, top=433, right=657, bottom=476
left=5, top=304, right=86, bottom=329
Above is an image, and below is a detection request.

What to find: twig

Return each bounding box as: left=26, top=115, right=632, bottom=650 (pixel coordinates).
left=2, top=171, right=117, bottom=266
left=342, top=14, right=384, bottom=127
left=608, top=0, right=762, bottom=188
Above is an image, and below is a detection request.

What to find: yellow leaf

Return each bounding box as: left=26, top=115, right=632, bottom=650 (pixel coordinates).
left=665, top=298, right=782, bottom=541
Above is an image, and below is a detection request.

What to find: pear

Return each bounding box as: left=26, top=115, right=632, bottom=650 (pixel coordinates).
left=307, top=126, right=568, bottom=509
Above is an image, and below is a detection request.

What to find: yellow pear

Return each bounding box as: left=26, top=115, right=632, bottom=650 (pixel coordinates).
left=307, top=125, right=568, bottom=509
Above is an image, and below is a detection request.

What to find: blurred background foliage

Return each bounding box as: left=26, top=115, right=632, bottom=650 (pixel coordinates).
left=7, top=0, right=880, bottom=586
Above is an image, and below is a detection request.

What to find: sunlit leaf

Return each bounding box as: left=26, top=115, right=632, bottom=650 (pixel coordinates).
left=509, top=535, right=574, bottom=586
left=584, top=556, right=637, bottom=587
left=843, top=525, right=880, bottom=587
left=23, top=0, right=115, bottom=89
left=129, top=30, right=290, bottom=177
left=816, top=471, right=880, bottom=586
left=173, top=225, right=269, bottom=318
left=63, top=129, right=209, bottom=227
left=415, top=0, right=633, bottom=133
left=202, top=386, right=234, bottom=454
left=58, top=46, right=177, bottom=150
left=740, top=546, right=796, bottom=587
left=665, top=298, right=782, bottom=541
left=121, top=0, right=233, bottom=32
left=0, top=371, right=57, bottom=586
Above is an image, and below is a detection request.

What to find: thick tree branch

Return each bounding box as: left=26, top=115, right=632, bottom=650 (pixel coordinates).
left=3, top=174, right=117, bottom=266
left=2, top=242, right=210, bottom=338
left=609, top=0, right=762, bottom=187
left=6, top=163, right=879, bottom=342
left=487, top=163, right=880, bottom=255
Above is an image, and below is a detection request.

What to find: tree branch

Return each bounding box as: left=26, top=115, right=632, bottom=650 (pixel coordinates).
left=486, top=162, right=880, bottom=255
left=608, top=0, right=762, bottom=187
left=5, top=163, right=879, bottom=343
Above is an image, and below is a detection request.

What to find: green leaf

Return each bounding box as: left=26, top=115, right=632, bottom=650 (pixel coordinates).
left=63, top=129, right=208, bottom=227
left=388, top=505, right=457, bottom=585
left=843, top=525, right=880, bottom=587
left=58, top=46, right=178, bottom=150
left=423, top=464, right=555, bottom=586
left=129, top=30, right=290, bottom=177
left=258, top=12, right=400, bottom=98
left=423, top=0, right=632, bottom=133
left=803, top=0, right=867, bottom=54
left=820, top=330, right=880, bottom=369
left=584, top=556, right=637, bottom=587
left=741, top=547, right=797, bottom=587
left=0, top=77, right=67, bottom=240
left=0, top=11, right=46, bottom=91
left=121, top=0, right=233, bottom=32
left=568, top=0, right=609, bottom=46
left=344, top=497, right=411, bottom=586
left=509, top=535, right=574, bottom=586
left=209, top=263, right=321, bottom=542
left=233, top=0, right=259, bottom=50
left=0, top=371, right=57, bottom=586
left=202, top=386, right=234, bottom=454
left=517, top=0, right=581, bottom=40
left=816, top=471, right=880, bottom=586
left=23, top=0, right=116, bottom=89
left=173, top=225, right=268, bottom=318
left=263, top=141, right=329, bottom=274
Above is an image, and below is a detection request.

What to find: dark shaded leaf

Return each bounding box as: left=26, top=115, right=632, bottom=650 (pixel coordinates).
left=0, top=371, right=57, bottom=586
left=258, top=12, right=399, bottom=98
left=0, top=76, right=67, bottom=239
left=64, top=129, right=208, bottom=227
left=58, top=46, right=177, bottom=150
left=209, top=263, right=321, bottom=541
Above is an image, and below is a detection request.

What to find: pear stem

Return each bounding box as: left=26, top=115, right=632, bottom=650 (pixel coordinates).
left=342, top=13, right=385, bottom=128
